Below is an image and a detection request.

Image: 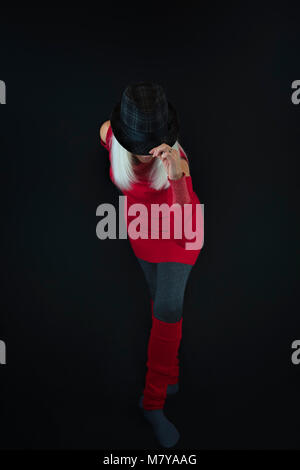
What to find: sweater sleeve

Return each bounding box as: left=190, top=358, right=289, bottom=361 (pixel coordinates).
left=168, top=173, right=192, bottom=205
left=167, top=174, right=203, bottom=250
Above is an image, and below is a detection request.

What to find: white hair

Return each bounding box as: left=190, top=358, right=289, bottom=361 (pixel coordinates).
left=110, top=134, right=188, bottom=192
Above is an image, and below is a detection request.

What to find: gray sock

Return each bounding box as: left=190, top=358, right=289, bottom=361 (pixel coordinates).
left=138, top=395, right=180, bottom=448
left=167, top=383, right=179, bottom=395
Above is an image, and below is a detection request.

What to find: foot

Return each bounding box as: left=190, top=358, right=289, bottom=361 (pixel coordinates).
left=167, top=383, right=179, bottom=395
left=138, top=395, right=180, bottom=448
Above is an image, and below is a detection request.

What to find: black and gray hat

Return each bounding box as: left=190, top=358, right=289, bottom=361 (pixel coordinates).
left=110, top=81, right=180, bottom=155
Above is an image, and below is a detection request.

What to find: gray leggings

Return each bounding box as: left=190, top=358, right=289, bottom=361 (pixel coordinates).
left=137, top=257, right=193, bottom=323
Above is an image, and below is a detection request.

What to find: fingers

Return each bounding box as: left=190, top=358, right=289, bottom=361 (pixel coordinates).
left=149, top=143, right=170, bottom=157
left=152, top=151, right=167, bottom=162
left=161, top=150, right=170, bottom=160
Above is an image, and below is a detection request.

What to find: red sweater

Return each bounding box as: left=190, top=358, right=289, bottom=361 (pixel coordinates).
left=100, top=124, right=203, bottom=265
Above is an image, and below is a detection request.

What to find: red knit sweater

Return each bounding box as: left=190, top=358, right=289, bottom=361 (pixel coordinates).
left=100, top=124, right=203, bottom=265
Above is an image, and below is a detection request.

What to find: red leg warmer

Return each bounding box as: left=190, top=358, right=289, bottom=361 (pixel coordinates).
left=150, top=300, right=181, bottom=386
left=143, top=302, right=183, bottom=410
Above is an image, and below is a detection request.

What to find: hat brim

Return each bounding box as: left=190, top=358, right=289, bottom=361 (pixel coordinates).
left=109, top=100, right=180, bottom=155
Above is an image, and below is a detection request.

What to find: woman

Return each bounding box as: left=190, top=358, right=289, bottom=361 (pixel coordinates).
left=99, top=82, right=203, bottom=448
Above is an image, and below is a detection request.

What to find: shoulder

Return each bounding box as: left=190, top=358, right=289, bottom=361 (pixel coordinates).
left=100, top=120, right=111, bottom=144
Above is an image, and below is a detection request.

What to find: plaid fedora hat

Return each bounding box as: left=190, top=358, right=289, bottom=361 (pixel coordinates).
left=109, top=81, right=180, bottom=155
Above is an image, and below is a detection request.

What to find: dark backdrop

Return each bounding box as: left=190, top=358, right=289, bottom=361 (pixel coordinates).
left=0, top=6, right=299, bottom=450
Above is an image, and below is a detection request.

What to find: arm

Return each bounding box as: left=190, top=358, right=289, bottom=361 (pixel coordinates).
left=149, top=142, right=202, bottom=250
left=168, top=159, right=192, bottom=205
left=167, top=160, right=202, bottom=250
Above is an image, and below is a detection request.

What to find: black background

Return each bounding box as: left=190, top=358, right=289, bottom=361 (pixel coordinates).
left=0, top=5, right=299, bottom=450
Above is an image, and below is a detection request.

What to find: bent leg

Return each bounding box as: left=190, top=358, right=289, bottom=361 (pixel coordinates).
left=143, top=262, right=193, bottom=409
left=153, top=262, right=193, bottom=323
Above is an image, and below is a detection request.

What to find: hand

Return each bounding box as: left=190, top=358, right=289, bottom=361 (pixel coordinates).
left=149, top=143, right=183, bottom=180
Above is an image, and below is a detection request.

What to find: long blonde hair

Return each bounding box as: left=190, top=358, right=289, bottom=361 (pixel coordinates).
left=110, top=134, right=187, bottom=192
